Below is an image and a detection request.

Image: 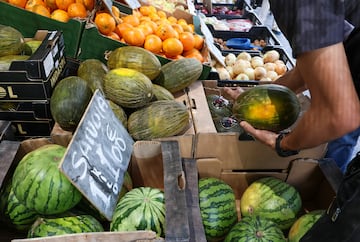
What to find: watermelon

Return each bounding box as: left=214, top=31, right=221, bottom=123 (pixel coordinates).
left=224, top=216, right=286, bottom=242
left=198, top=177, right=238, bottom=242
left=240, top=177, right=302, bottom=230
left=0, top=180, right=39, bottom=231
left=27, top=214, right=104, bottom=238
left=288, top=210, right=325, bottom=242
left=110, top=187, right=165, bottom=237
left=12, top=144, right=82, bottom=215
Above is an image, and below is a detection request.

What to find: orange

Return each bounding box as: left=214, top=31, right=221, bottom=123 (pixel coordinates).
left=132, top=9, right=142, bottom=19
left=122, top=14, right=140, bottom=27
left=114, top=22, right=133, bottom=38
left=167, top=16, right=177, bottom=24
left=141, top=20, right=158, bottom=33
left=193, top=34, right=204, bottom=50
left=94, top=12, right=116, bottom=35
left=44, top=0, right=57, bottom=10
left=180, top=23, right=194, bottom=33
left=122, top=27, right=145, bottom=47
left=162, top=37, right=183, bottom=57
left=8, top=0, right=27, bottom=8
left=31, top=4, right=51, bottom=17
left=179, top=32, right=195, bottom=51
left=149, top=12, right=160, bottom=21
left=107, top=31, right=120, bottom=41
left=155, top=23, right=178, bottom=41
left=183, top=48, right=204, bottom=62
left=139, top=5, right=151, bottom=16
left=144, top=34, right=162, bottom=54
left=25, top=0, right=46, bottom=10
left=76, top=0, right=93, bottom=10
left=67, top=2, right=87, bottom=18
left=137, top=24, right=153, bottom=36
left=177, top=18, right=187, bottom=25
left=55, top=0, right=74, bottom=10
left=171, top=23, right=184, bottom=34
left=157, top=10, right=167, bottom=19
left=50, top=9, right=70, bottom=22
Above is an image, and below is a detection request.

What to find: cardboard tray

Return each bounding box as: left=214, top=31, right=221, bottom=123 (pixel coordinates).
left=0, top=30, right=66, bottom=102
left=0, top=2, right=85, bottom=58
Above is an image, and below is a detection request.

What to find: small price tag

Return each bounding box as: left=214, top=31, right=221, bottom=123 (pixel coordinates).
left=59, top=90, right=134, bottom=221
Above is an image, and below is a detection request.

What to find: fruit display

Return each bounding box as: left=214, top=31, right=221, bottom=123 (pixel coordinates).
left=127, top=99, right=190, bottom=140
left=288, top=209, right=325, bottom=242
left=11, top=144, right=83, bottom=215
left=28, top=214, right=104, bottom=238
left=224, top=215, right=286, bottom=241
left=196, top=4, right=244, bottom=16
left=232, top=84, right=301, bottom=132
left=198, top=177, right=238, bottom=241
left=50, top=76, right=93, bottom=132
left=5, top=0, right=94, bottom=22
left=110, top=187, right=166, bottom=237
left=91, top=5, right=206, bottom=62
left=240, top=176, right=302, bottom=230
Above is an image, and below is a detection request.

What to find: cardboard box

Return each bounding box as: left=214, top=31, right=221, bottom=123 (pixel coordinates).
left=0, top=136, right=202, bottom=242
left=0, top=30, right=66, bottom=102
left=0, top=2, right=85, bottom=58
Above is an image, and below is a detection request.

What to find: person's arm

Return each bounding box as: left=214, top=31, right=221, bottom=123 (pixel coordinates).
left=234, top=42, right=360, bottom=152
left=279, top=42, right=360, bottom=151
left=273, top=66, right=307, bottom=94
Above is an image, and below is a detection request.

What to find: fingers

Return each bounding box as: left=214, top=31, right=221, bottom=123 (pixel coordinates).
left=239, top=121, right=278, bottom=149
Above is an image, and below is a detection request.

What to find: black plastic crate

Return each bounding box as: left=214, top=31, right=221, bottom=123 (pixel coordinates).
left=0, top=101, right=51, bottom=121
left=0, top=30, right=66, bottom=102
left=10, top=119, right=54, bottom=140
left=211, top=25, right=281, bottom=50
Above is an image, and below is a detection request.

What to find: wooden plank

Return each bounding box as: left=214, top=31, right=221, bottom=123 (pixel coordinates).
left=0, top=140, right=21, bottom=189
left=161, top=141, right=190, bottom=242
left=11, top=231, right=160, bottom=242
left=182, top=158, right=206, bottom=242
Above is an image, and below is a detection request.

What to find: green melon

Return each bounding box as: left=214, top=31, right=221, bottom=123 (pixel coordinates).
left=0, top=24, right=25, bottom=57
left=12, top=144, right=82, bottom=215
left=198, top=177, right=238, bottom=242
left=108, top=99, right=128, bottom=128
left=107, top=46, right=161, bottom=80
left=288, top=210, right=325, bottom=242
left=77, top=58, right=108, bottom=93
left=110, top=187, right=165, bottom=237
left=50, top=76, right=92, bottom=132
left=27, top=214, right=104, bottom=238
left=224, top=215, right=286, bottom=242
left=152, top=84, right=175, bottom=101
left=0, top=180, right=39, bottom=232
left=232, top=84, right=301, bottom=132
left=127, top=100, right=190, bottom=140
left=103, top=67, right=153, bottom=108
left=240, top=177, right=302, bottom=230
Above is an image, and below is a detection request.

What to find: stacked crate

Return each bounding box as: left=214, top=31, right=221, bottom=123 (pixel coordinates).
left=0, top=30, right=68, bottom=140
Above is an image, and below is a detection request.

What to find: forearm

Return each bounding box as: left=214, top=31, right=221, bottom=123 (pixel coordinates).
left=280, top=43, right=360, bottom=151
left=273, top=66, right=307, bottom=94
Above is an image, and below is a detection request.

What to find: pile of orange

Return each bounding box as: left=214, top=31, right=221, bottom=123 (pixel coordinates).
left=94, top=5, right=205, bottom=62
left=6, top=0, right=93, bottom=22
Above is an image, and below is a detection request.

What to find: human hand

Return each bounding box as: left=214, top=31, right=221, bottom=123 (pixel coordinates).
left=223, top=86, right=244, bottom=100
left=240, top=121, right=279, bottom=150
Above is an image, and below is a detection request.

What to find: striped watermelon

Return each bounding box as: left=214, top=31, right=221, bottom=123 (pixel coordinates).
left=110, top=187, right=165, bottom=237
left=27, top=214, right=104, bottom=238
left=12, top=144, right=82, bottom=215
left=240, top=177, right=302, bottom=230
left=224, top=215, right=286, bottom=242
left=0, top=180, right=39, bottom=231
left=288, top=209, right=325, bottom=242
left=198, top=177, right=238, bottom=242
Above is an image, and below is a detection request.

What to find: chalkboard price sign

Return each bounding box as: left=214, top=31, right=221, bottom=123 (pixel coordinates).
left=59, top=90, right=134, bottom=221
